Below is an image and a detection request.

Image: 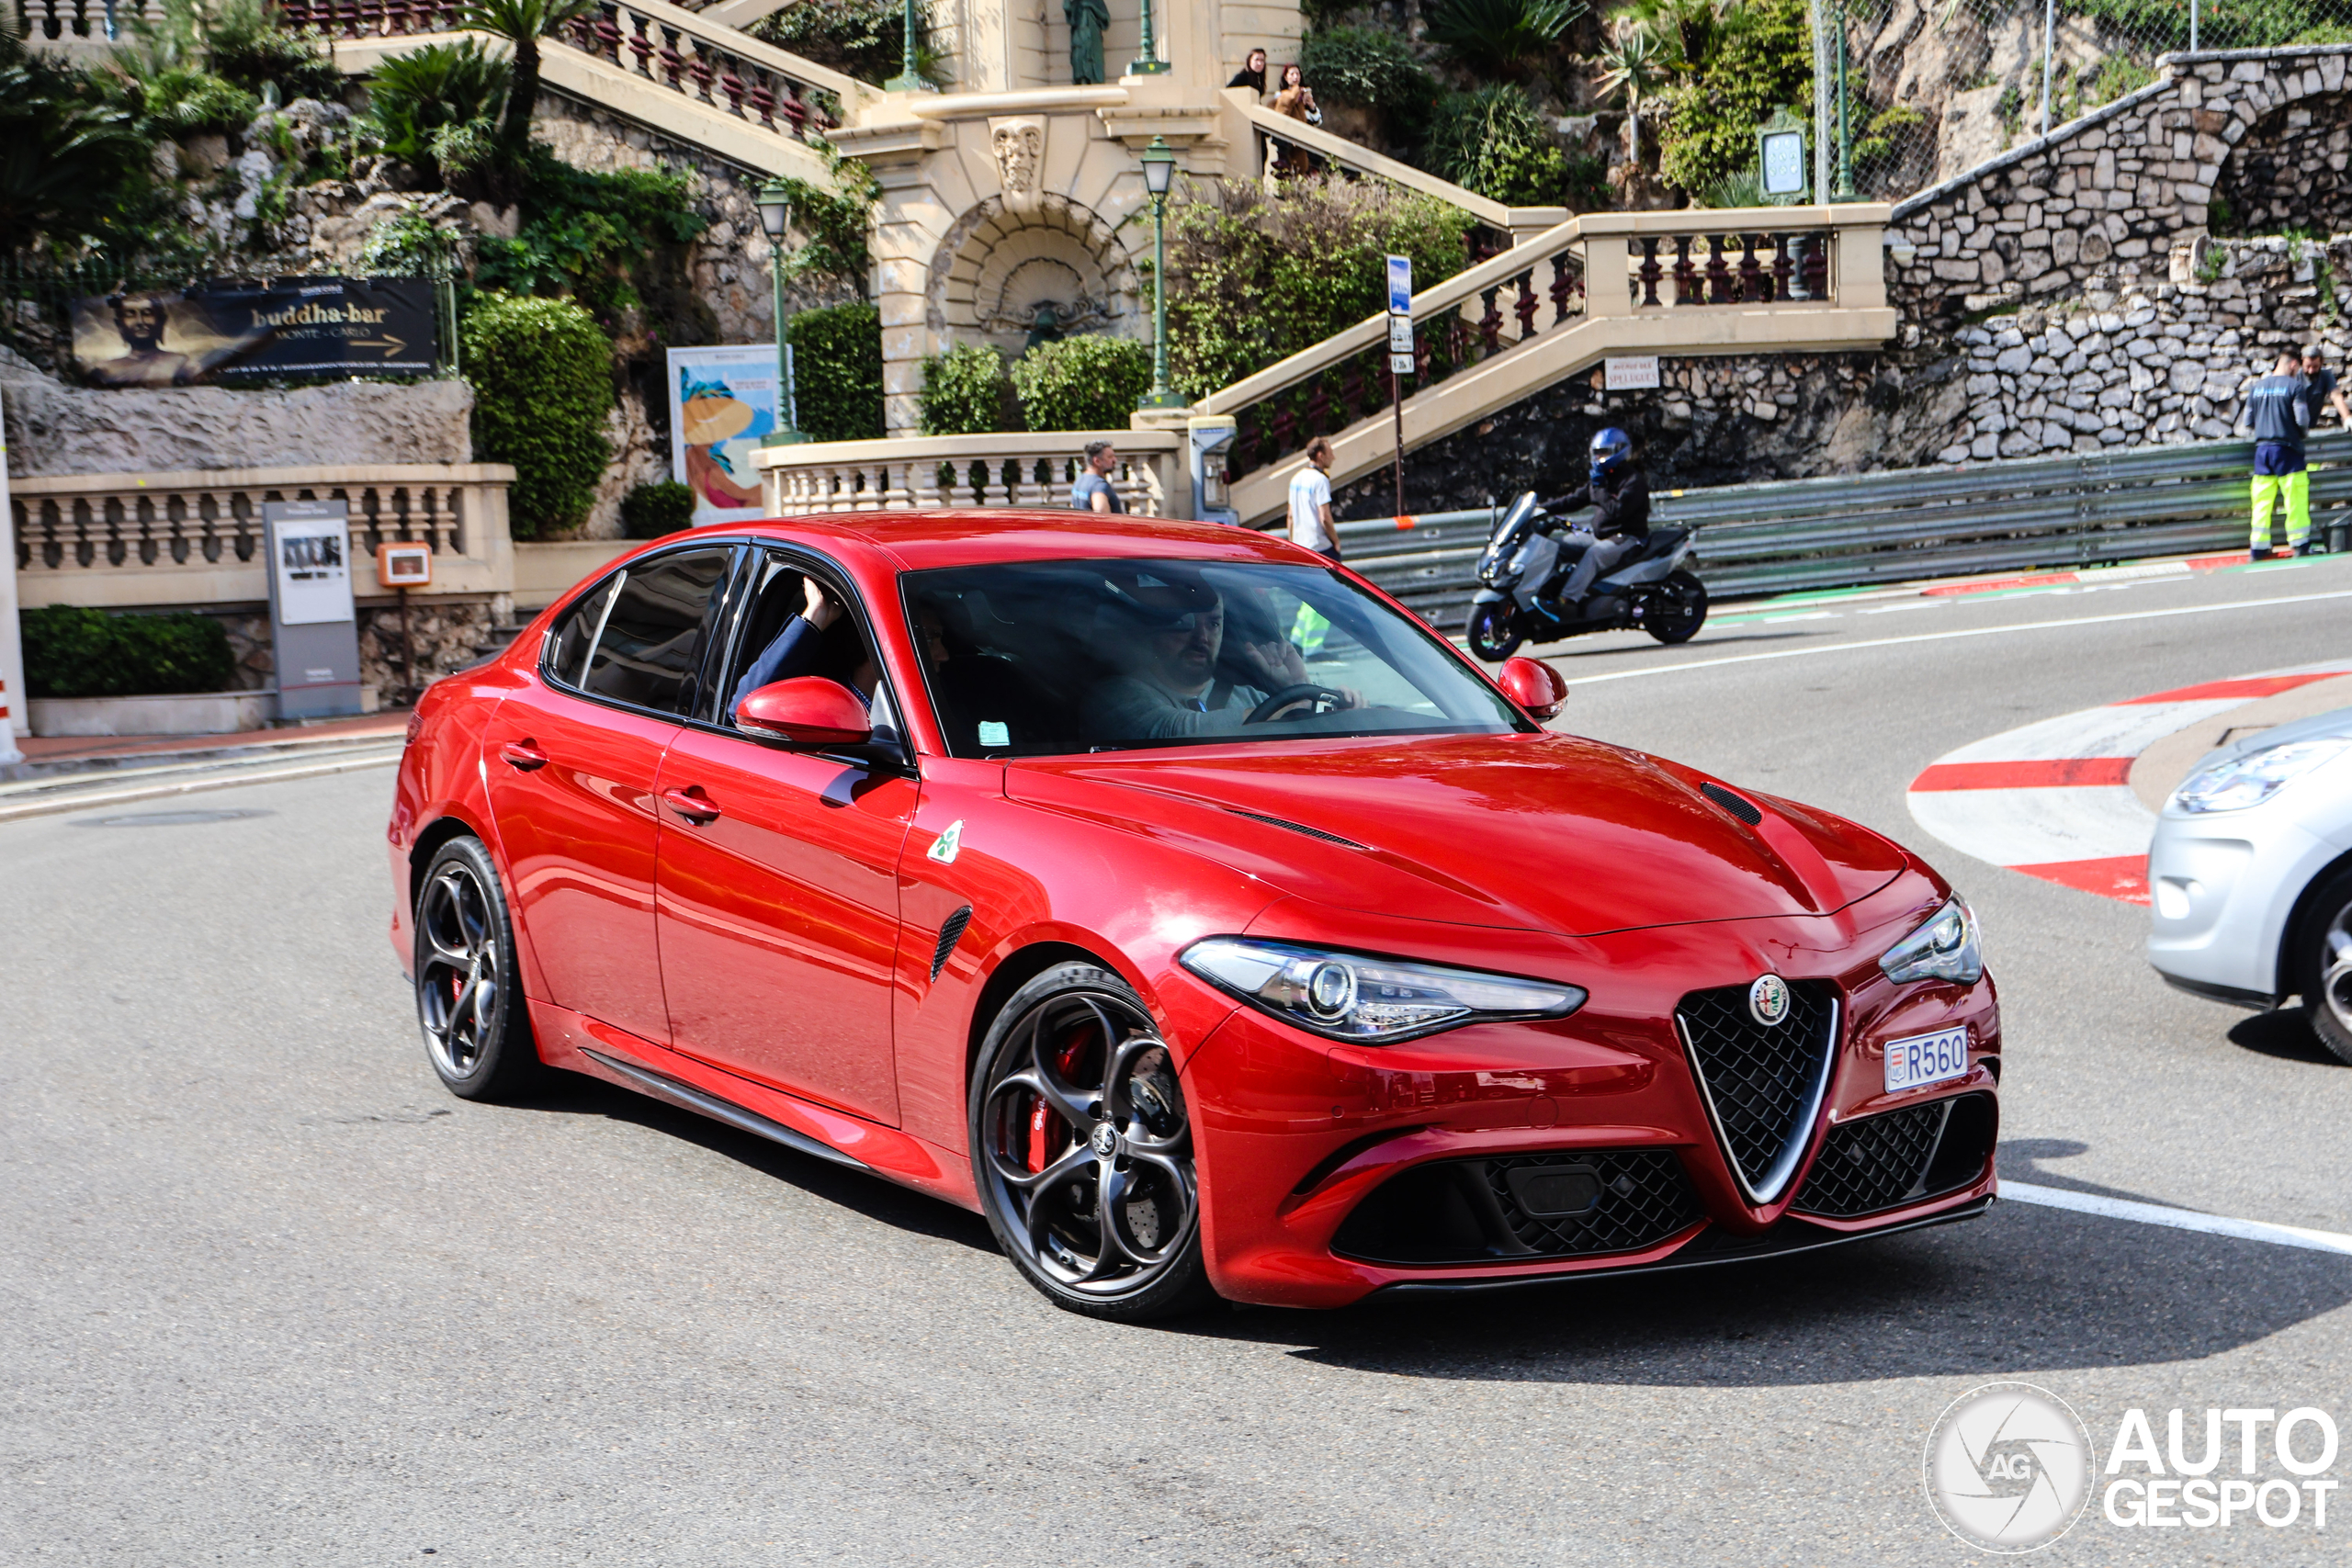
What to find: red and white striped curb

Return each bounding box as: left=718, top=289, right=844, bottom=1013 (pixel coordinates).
left=1905, top=659, right=2352, bottom=904
left=1917, top=551, right=2259, bottom=599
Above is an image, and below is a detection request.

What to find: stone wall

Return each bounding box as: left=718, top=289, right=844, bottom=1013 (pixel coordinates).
left=1886, top=45, right=2352, bottom=333
left=2215, top=92, right=2352, bottom=238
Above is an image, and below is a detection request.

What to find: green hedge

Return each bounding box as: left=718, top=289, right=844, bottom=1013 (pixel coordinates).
left=620, top=479, right=695, bottom=538
left=786, top=300, right=885, bottom=442
left=462, top=293, right=613, bottom=539
left=920, top=342, right=1010, bottom=435
left=1011, top=335, right=1153, bottom=432
left=23, top=605, right=235, bottom=698
left=1657, top=0, right=1813, bottom=197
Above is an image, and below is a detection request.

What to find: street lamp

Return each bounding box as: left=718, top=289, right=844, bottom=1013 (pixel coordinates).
left=1128, top=0, right=1168, bottom=75
left=756, top=178, right=810, bottom=447
left=884, top=0, right=932, bottom=92
left=1830, top=0, right=1856, bottom=201
left=1136, top=137, right=1186, bottom=411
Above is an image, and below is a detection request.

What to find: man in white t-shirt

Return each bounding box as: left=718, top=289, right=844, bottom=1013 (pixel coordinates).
left=1286, top=437, right=1340, bottom=560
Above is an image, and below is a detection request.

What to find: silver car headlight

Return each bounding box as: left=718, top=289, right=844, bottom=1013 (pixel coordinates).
left=1179, top=937, right=1585, bottom=1043
left=1879, top=897, right=1983, bottom=986
left=2171, top=737, right=2350, bottom=814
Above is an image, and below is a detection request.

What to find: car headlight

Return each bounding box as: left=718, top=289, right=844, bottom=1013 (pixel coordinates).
left=2171, top=737, right=2350, bottom=814
left=1879, top=897, right=1983, bottom=986
left=1179, top=937, right=1585, bottom=1043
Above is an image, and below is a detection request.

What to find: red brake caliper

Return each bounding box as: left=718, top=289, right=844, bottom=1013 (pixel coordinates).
left=1025, top=1025, right=1092, bottom=1172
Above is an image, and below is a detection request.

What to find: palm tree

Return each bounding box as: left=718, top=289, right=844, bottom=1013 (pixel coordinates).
left=462, top=0, right=597, bottom=153
left=1594, top=19, right=1665, bottom=169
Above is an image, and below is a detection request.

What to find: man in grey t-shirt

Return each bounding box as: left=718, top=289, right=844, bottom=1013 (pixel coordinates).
left=1070, top=439, right=1125, bottom=513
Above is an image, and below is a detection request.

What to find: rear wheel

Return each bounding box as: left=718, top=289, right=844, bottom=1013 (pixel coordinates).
left=413, top=836, right=544, bottom=1100
left=1466, top=601, right=1525, bottom=661
left=1645, top=570, right=1709, bottom=645
left=970, top=964, right=1216, bottom=1320
left=2295, top=867, right=2352, bottom=1066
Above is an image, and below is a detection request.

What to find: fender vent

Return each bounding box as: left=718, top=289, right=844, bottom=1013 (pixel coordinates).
left=1700, top=782, right=1763, bottom=825
left=931, top=906, right=972, bottom=981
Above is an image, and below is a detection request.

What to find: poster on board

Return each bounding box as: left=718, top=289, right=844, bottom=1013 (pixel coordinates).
left=266, top=501, right=356, bottom=626
left=73, top=277, right=437, bottom=387
left=666, top=344, right=782, bottom=525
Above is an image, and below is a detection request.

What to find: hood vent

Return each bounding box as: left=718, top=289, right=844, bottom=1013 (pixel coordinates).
left=1700, top=782, right=1763, bottom=826
left=1223, top=806, right=1366, bottom=851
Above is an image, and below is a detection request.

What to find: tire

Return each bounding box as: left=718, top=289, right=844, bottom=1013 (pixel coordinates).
left=1645, top=570, right=1709, bottom=645
left=969, top=963, right=1218, bottom=1321
left=1466, top=600, right=1525, bottom=662
left=413, top=836, right=545, bottom=1100
left=2294, top=866, right=2352, bottom=1066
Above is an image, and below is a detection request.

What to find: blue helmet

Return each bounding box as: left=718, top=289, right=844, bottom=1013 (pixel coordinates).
left=1589, top=427, right=1633, bottom=484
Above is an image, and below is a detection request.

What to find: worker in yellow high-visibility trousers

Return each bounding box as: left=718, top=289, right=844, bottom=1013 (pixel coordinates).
left=2240, top=348, right=2314, bottom=558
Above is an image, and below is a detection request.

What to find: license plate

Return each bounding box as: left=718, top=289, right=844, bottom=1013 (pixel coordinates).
left=1884, top=1026, right=1971, bottom=1094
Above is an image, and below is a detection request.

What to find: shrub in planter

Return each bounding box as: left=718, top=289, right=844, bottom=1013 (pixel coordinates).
left=23, top=605, right=235, bottom=698
left=920, top=341, right=1010, bottom=434
left=462, top=292, right=614, bottom=539
left=1010, top=334, right=1153, bottom=432
left=786, top=300, right=885, bottom=442
left=620, top=479, right=695, bottom=538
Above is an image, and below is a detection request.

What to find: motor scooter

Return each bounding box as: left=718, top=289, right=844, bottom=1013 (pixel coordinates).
left=1464, top=491, right=1708, bottom=661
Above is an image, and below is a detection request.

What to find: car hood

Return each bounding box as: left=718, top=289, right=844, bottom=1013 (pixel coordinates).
left=1007, top=731, right=1907, bottom=937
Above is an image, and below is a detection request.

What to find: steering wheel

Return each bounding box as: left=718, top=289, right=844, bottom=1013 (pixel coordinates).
left=1245, top=683, right=1349, bottom=724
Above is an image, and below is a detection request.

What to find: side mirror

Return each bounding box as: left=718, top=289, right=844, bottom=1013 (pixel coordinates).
left=735, top=677, right=873, bottom=747
left=1497, top=656, right=1567, bottom=722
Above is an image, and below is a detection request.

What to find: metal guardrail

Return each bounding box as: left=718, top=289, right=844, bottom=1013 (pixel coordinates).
left=1322, top=433, right=2352, bottom=629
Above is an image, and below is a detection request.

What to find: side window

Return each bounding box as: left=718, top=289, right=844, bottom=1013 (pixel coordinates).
left=542, top=573, right=619, bottom=691
left=574, top=547, right=731, bottom=716
left=719, top=551, right=890, bottom=729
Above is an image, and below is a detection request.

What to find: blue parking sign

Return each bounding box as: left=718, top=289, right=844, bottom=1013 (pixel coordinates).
left=1386, top=254, right=1412, bottom=314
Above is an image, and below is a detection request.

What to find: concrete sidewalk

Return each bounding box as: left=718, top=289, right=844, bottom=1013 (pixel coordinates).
left=5, top=712, right=409, bottom=784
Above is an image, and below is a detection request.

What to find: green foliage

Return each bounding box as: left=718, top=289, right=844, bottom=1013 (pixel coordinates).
left=462, top=292, right=613, bottom=538
left=1594, top=20, right=1668, bottom=164
left=619, top=479, right=695, bottom=538
left=1300, top=28, right=1436, bottom=116
left=919, top=341, right=1008, bottom=435
left=1010, top=334, right=1152, bottom=432
left=774, top=151, right=880, bottom=293
left=1853, top=103, right=1924, bottom=178
left=1423, top=0, right=1584, bottom=75
left=786, top=299, right=884, bottom=442
left=1656, top=0, right=1812, bottom=197
left=2086, top=54, right=2155, bottom=107
left=749, top=0, right=947, bottom=86
left=2072, top=0, right=2336, bottom=50
left=458, top=0, right=597, bottom=151
left=472, top=149, right=710, bottom=335
left=1562, top=151, right=1610, bottom=210
left=1427, top=85, right=1566, bottom=205
left=22, top=605, right=234, bottom=698
left=189, top=0, right=339, bottom=99
left=0, top=34, right=152, bottom=257
left=366, top=40, right=511, bottom=185
left=1154, top=175, right=1472, bottom=400
left=137, top=65, right=261, bottom=135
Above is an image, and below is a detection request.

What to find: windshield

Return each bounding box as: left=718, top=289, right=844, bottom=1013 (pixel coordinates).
left=902, top=558, right=1532, bottom=758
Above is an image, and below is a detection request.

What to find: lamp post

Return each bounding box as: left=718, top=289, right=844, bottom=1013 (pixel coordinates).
left=1831, top=0, right=1856, bottom=201
left=1128, top=0, right=1168, bottom=75
left=755, top=179, right=810, bottom=447
left=1137, top=137, right=1186, bottom=411
left=884, top=0, right=931, bottom=92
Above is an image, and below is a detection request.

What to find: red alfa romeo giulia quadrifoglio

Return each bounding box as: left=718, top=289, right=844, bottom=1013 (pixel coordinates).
left=388, top=512, right=2000, bottom=1318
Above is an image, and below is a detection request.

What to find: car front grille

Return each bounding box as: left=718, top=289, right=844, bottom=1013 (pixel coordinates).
left=1329, top=1148, right=1702, bottom=1266
left=1675, top=979, right=1840, bottom=1202
left=1792, top=1092, right=1998, bottom=1218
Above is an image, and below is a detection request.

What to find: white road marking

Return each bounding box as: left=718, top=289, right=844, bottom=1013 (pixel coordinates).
left=1860, top=600, right=1950, bottom=614
left=1566, top=588, right=2352, bottom=684
left=1908, top=784, right=2154, bottom=863
left=1762, top=611, right=1839, bottom=623
left=0, top=750, right=401, bottom=824
left=2004, top=1180, right=2352, bottom=1258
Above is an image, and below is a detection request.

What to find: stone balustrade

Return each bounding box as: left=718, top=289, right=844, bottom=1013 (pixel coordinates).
left=756, top=431, right=1182, bottom=518
left=11, top=464, right=516, bottom=611
left=12, top=0, right=161, bottom=58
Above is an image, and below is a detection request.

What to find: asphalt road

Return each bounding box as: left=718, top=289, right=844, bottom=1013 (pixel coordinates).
left=6, top=555, right=2352, bottom=1566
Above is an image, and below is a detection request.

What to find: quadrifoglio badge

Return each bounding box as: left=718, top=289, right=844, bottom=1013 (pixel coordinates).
left=1925, top=1385, right=2343, bottom=1551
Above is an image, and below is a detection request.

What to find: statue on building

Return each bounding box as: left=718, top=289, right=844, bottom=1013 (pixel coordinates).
left=1065, top=0, right=1109, bottom=85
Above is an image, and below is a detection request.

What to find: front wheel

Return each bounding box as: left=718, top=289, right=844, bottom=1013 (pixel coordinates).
left=1466, top=600, right=1525, bottom=661
left=413, top=836, right=544, bottom=1100
left=2295, top=867, right=2352, bottom=1066
left=1645, top=570, right=1709, bottom=645
left=970, top=964, right=1216, bottom=1320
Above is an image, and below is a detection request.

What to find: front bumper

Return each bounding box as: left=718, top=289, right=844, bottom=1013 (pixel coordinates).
left=1179, top=901, right=2001, bottom=1310
left=2146, top=810, right=2335, bottom=1004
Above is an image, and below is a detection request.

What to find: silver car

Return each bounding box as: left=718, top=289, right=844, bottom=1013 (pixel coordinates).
left=2148, top=705, right=2352, bottom=1062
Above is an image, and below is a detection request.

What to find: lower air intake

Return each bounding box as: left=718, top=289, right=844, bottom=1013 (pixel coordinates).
left=1792, top=1092, right=1998, bottom=1218
left=1330, top=1149, right=1702, bottom=1266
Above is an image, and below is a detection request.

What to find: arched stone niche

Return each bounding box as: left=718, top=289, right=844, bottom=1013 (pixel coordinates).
left=925, top=194, right=1138, bottom=358
left=2213, top=91, right=2352, bottom=238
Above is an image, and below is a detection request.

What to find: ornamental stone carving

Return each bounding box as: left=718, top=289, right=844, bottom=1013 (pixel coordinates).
left=989, top=117, right=1046, bottom=216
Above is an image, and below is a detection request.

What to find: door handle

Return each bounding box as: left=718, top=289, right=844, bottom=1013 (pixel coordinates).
left=500, top=739, right=548, bottom=772
left=662, top=786, right=722, bottom=825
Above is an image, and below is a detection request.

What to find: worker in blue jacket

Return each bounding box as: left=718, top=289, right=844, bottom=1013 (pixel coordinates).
left=2238, top=349, right=2313, bottom=558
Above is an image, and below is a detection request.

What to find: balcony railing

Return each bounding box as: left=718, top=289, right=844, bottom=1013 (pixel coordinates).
left=757, top=431, right=1182, bottom=517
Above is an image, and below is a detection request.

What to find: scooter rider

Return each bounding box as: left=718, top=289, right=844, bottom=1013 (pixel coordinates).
left=1553, top=428, right=1650, bottom=610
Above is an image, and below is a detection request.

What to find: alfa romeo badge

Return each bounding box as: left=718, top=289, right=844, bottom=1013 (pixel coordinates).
left=1748, top=973, right=1791, bottom=1026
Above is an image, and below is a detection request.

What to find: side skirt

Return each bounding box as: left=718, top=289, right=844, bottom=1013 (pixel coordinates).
left=582, top=1047, right=870, bottom=1171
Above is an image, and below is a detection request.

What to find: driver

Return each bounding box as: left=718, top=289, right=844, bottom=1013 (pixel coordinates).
left=1084, top=575, right=1362, bottom=741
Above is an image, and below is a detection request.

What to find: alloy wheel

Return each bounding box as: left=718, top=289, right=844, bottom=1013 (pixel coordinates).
left=2322, top=900, right=2352, bottom=1041
left=416, top=862, right=502, bottom=1080
left=978, top=987, right=1196, bottom=1298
